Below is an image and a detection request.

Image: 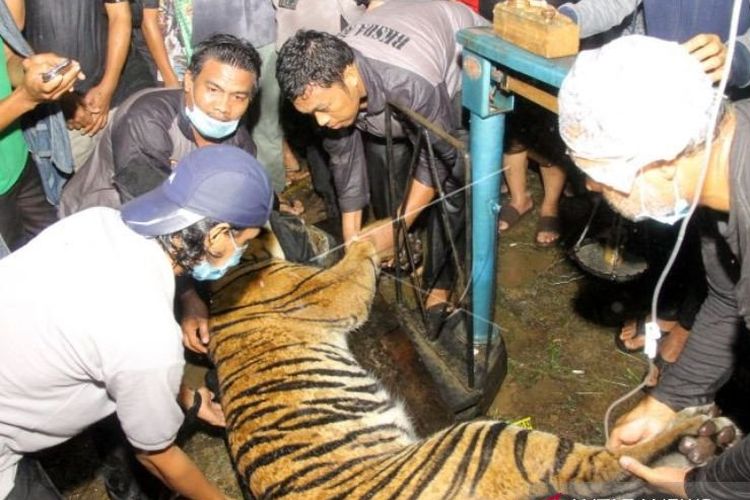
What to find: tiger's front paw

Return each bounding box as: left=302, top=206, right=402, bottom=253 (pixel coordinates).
left=347, top=237, right=381, bottom=269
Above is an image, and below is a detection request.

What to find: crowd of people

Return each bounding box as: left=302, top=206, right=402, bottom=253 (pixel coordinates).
left=2, top=0, right=750, bottom=498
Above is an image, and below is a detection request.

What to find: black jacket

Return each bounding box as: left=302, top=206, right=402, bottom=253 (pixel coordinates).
left=59, top=88, right=255, bottom=216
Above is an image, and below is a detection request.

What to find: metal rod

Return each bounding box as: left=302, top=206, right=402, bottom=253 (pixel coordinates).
left=387, top=101, right=467, bottom=152
left=384, top=106, right=403, bottom=304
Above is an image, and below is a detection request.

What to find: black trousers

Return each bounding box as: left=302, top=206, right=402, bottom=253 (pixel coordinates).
left=0, top=155, right=57, bottom=252
left=365, top=136, right=466, bottom=292
left=6, top=457, right=63, bottom=500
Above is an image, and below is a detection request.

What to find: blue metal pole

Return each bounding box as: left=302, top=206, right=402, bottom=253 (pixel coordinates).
left=470, top=112, right=503, bottom=343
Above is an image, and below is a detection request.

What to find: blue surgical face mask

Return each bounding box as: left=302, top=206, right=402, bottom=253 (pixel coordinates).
left=634, top=173, right=691, bottom=225
left=185, top=104, right=239, bottom=140
left=191, top=231, right=247, bottom=281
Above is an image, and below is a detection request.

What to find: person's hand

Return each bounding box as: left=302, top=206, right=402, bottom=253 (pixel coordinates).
left=195, top=387, right=226, bottom=427
left=683, top=33, right=727, bottom=83
left=162, top=73, right=181, bottom=89
left=619, top=456, right=689, bottom=497
left=65, top=98, right=95, bottom=131
left=358, top=217, right=396, bottom=260
left=19, top=54, right=82, bottom=104
left=607, top=395, right=677, bottom=450
left=180, top=287, right=210, bottom=354
left=81, top=83, right=114, bottom=135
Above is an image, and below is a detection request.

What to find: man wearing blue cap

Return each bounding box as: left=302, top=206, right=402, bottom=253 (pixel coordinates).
left=0, top=145, right=273, bottom=499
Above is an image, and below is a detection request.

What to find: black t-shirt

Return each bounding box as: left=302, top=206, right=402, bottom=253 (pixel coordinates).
left=25, top=0, right=109, bottom=95
left=24, top=0, right=153, bottom=106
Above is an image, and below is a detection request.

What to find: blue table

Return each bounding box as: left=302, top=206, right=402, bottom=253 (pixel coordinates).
left=457, top=26, right=574, bottom=344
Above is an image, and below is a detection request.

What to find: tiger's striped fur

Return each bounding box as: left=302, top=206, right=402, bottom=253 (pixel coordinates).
left=209, top=239, right=708, bottom=499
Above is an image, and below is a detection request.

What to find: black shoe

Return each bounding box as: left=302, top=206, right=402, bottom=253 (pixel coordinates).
left=100, top=460, right=150, bottom=500
left=423, top=303, right=453, bottom=340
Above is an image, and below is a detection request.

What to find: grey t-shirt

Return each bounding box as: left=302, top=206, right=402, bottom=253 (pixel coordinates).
left=324, top=0, right=486, bottom=212
left=192, top=0, right=276, bottom=48
left=273, top=0, right=366, bottom=49
left=0, top=209, right=185, bottom=497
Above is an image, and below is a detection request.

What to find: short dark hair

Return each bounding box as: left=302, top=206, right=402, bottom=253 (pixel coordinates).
left=157, top=218, right=240, bottom=270
left=276, top=30, right=354, bottom=101
left=188, top=34, right=262, bottom=95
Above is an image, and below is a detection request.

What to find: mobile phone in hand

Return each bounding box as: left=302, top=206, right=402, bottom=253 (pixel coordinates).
left=41, top=58, right=72, bottom=83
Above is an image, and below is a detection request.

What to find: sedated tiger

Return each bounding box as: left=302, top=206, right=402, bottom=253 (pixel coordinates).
left=208, top=237, right=732, bottom=499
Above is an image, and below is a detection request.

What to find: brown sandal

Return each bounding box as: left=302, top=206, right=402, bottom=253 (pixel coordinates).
left=535, top=215, right=561, bottom=247
left=498, top=205, right=532, bottom=233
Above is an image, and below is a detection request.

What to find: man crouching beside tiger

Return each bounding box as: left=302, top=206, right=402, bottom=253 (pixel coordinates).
left=0, top=145, right=273, bottom=499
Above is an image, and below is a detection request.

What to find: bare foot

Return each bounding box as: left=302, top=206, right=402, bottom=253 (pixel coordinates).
left=424, top=288, right=450, bottom=310
left=619, top=316, right=677, bottom=351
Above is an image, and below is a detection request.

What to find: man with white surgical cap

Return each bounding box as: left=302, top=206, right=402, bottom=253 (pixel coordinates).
left=559, top=35, right=750, bottom=498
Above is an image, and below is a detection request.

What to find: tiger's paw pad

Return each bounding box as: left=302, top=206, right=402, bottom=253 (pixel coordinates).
left=676, top=411, right=742, bottom=465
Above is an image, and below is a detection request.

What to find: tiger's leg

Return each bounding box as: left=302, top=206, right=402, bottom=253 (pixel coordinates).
left=463, top=417, right=709, bottom=499
left=552, top=415, right=708, bottom=497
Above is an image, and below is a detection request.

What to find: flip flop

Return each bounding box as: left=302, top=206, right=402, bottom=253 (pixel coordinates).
left=182, top=389, right=203, bottom=430
left=381, top=232, right=423, bottom=274
left=498, top=204, right=532, bottom=232
left=535, top=215, right=561, bottom=247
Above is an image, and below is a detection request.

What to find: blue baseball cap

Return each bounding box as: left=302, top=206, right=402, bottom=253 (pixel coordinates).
left=121, top=145, right=273, bottom=237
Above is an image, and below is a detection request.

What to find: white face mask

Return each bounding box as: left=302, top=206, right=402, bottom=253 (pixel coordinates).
left=185, top=104, right=240, bottom=140
left=634, top=172, right=691, bottom=225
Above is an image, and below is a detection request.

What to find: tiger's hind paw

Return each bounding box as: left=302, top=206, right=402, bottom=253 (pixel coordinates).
left=662, top=405, right=743, bottom=467
left=677, top=415, right=742, bottom=465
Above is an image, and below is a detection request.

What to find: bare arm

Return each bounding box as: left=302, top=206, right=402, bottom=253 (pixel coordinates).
left=350, top=179, right=436, bottom=258
left=82, top=0, right=132, bottom=134
left=5, top=0, right=23, bottom=28
left=0, top=52, right=81, bottom=130
left=179, top=284, right=210, bottom=354
left=142, top=7, right=180, bottom=87
left=135, top=444, right=225, bottom=499
left=342, top=209, right=364, bottom=245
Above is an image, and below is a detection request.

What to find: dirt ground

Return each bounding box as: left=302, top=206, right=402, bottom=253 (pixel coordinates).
left=42, top=169, right=702, bottom=498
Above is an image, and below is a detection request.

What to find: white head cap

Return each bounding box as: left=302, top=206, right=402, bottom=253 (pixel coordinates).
left=558, top=35, right=718, bottom=193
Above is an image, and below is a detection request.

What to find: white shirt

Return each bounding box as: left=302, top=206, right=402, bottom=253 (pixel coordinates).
left=0, top=208, right=185, bottom=498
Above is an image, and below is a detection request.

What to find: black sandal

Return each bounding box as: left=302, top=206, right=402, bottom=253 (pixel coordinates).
left=424, top=303, right=454, bottom=341
left=183, top=389, right=202, bottom=429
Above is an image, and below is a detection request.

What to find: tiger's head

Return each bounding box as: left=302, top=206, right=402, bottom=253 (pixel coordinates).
left=210, top=237, right=381, bottom=346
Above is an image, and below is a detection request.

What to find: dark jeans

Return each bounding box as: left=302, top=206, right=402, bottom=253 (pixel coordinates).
left=421, top=152, right=466, bottom=292
left=0, top=155, right=57, bottom=252
left=6, top=457, right=63, bottom=500
left=365, top=137, right=412, bottom=220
